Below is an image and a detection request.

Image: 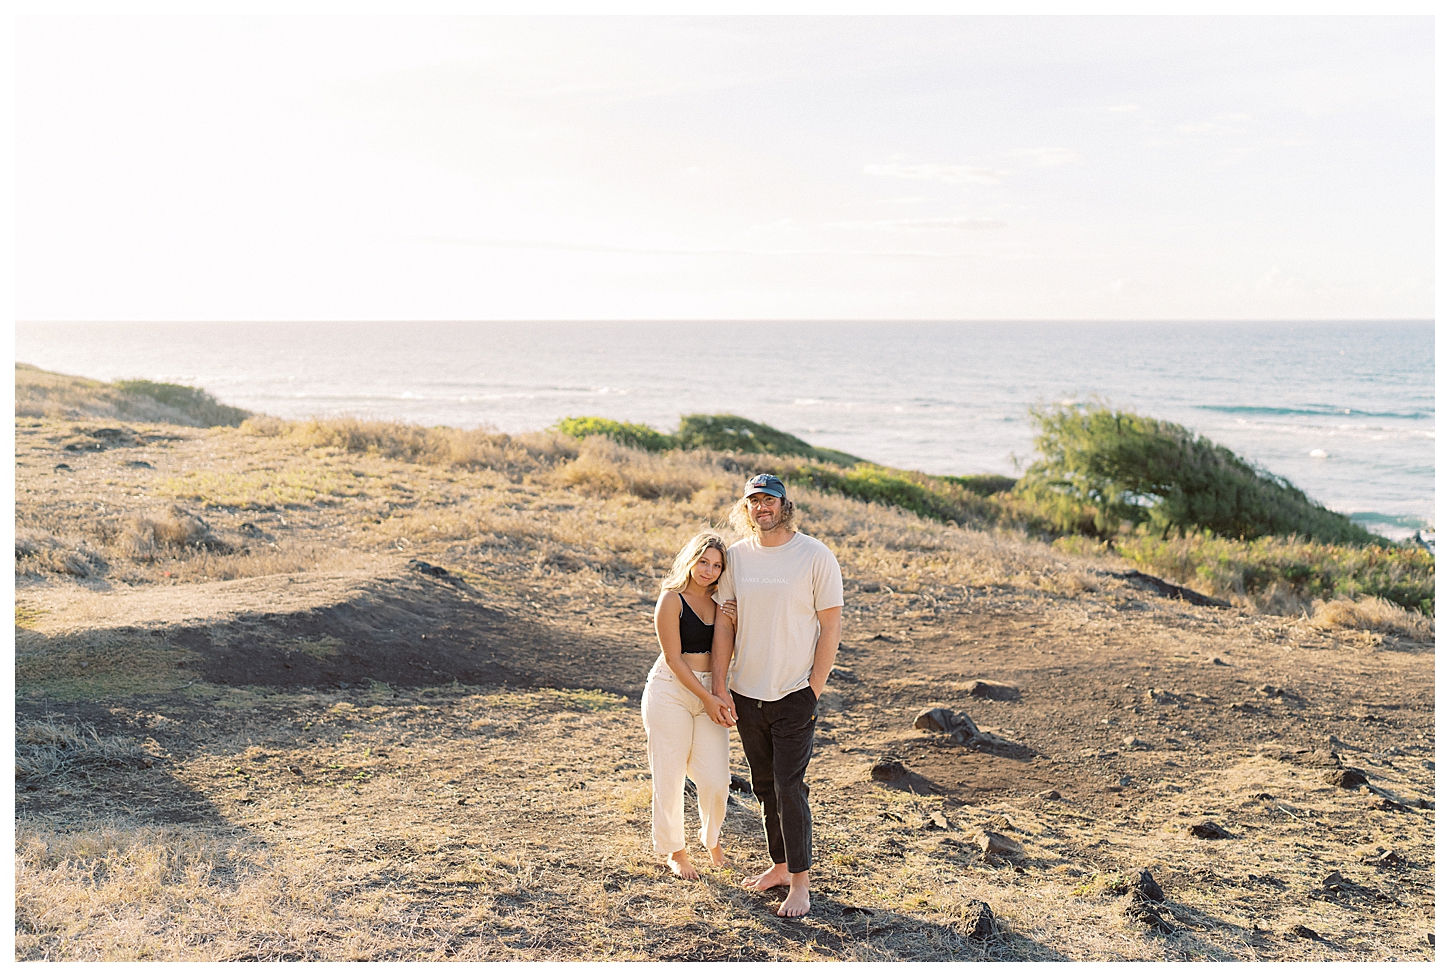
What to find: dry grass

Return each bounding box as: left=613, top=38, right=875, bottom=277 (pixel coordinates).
left=245, top=416, right=580, bottom=474
left=16, top=628, right=195, bottom=702
left=16, top=531, right=109, bottom=578
left=16, top=363, right=218, bottom=427
left=1309, top=596, right=1434, bottom=640
left=16, top=720, right=155, bottom=782
left=114, top=506, right=230, bottom=560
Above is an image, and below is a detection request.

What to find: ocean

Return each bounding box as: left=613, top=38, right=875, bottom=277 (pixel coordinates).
left=16, top=320, right=1434, bottom=541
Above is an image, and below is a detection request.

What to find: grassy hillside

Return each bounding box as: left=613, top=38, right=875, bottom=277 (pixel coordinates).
left=15, top=368, right=1431, bottom=619
left=16, top=363, right=250, bottom=428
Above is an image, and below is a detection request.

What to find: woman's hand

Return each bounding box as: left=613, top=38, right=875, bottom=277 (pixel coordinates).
left=705, top=693, right=736, bottom=728
left=719, top=599, right=738, bottom=627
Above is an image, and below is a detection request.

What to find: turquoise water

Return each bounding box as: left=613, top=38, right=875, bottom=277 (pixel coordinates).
left=17, top=320, right=1434, bottom=540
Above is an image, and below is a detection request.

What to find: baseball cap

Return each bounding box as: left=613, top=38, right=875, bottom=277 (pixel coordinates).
left=743, top=473, right=786, bottom=499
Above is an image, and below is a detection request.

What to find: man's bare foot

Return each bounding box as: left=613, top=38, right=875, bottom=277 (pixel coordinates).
left=743, top=863, right=792, bottom=891
left=778, top=875, right=811, bottom=918
left=667, top=849, right=699, bottom=880
left=708, top=844, right=731, bottom=869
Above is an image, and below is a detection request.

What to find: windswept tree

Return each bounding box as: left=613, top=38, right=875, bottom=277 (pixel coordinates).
left=1019, top=402, right=1377, bottom=545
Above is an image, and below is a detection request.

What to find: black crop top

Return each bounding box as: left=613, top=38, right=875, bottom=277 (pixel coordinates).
left=678, top=595, right=715, bottom=656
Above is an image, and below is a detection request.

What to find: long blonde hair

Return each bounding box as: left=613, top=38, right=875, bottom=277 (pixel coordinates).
left=660, top=532, right=728, bottom=594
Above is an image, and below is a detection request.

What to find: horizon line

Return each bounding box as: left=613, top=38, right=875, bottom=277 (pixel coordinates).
left=17, top=317, right=1435, bottom=325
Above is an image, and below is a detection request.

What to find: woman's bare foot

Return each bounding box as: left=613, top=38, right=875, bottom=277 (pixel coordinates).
left=708, top=844, right=731, bottom=869
left=667, top=849, right=699, bottom=880
left=743, top=863, right=792, bottom=891
left=778, top=874, right=811, bottom=917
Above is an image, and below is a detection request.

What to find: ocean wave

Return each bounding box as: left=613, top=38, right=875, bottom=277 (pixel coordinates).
left=1196, top=404, right=1432, bottom=420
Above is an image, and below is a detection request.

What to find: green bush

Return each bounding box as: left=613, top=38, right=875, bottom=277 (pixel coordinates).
left=675, top=414, right=862, bottom=466
left=113, top=379, right=250, bottom=427
left=1019, top=403, right=1377, bottom=545
left=940, top=474, right=1017, bottom=496
left=1108, top=531, right=1434, bottom=616
left=552, top=416, right=676, bottom=452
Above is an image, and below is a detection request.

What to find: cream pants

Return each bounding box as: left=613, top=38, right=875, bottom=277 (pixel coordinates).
left=640, top=657, right=730, bottom=855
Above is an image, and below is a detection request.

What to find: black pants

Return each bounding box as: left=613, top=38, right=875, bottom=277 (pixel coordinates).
left=732, top=686, right=817, bottom=874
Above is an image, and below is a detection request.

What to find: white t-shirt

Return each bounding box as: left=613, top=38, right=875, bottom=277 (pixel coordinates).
left=715, top=532, right=844, bottom=701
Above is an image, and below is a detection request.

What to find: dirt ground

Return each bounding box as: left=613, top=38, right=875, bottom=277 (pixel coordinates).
left=13, top=418, right=1437, bottom=961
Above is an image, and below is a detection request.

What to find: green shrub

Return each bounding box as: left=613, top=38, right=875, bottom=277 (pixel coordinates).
left=113, top=380, right=250, bottom=427
left=940, top=474, right=1017, bottom=496
left=1108, top=531, right=1434, bottom=616
left=552, top=416, right=676, bottom=452
left=1020, top=403, right=1377, bottom=545
left=675, top=414, right=861, bottom=466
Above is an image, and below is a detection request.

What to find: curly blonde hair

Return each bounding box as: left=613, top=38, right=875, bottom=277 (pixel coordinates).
left=659, top=532, right=729, bottom=594
left=727, top=495, right=799, bottom=538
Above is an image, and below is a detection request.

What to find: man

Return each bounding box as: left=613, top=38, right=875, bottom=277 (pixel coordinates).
left=711, top=473, right=843, bottom=918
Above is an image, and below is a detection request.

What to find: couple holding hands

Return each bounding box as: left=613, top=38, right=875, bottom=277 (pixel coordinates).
left=640, top=473, right=844, bottom=919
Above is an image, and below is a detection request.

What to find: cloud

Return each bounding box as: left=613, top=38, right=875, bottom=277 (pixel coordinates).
left=1106, top=104, right=1140, bottom=113
left=416, top=234, right=994, bottom=260
left=864, top=163, right=1008, bottom=185
left=1176, top=112, right=1252, bottom=135
left=826, top=217, right=1005, bottom=230
left=1012, top=146, right=1080, bottom=167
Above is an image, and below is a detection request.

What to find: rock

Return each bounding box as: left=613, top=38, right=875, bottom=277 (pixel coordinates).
left=959, top=900, right=998, bottom=941
left=1416, top=797, right=1434, bottom=810
left=1123, top=736, right=1147, bottom=749
left=1130, top=869, right=1165, bottom=903
left=966, top=680, right=1020, bottom=701
left=408, top=559, right=450, bottom=578
left=1323, top=768, right=1369, bottom=789
left=1289, top=924, right=1321, bottom=941
left=1037, top=789, right=1061, bottom=801
left=53, top=463, right=72, bottom=471
left=926, top=812, right=951, bottom=831
left=1357, top=846, right=1403, bottom=863
left=858, top=581, right=882, bottom=593
left=870, top=758, right=908, bottom=782
left=963, top=728, right=1011, bottom=750
left=914, top=707, right=957, bottom=733
left=1372, top=796, right=1411, bottom=813
left=1188, top=820, right=1231, bottom=839
left=974, top=829, right=1022, bottom=855
left=1109, top=868, right=1165, bottom=902
left=729, top=774, right=752, bottom=793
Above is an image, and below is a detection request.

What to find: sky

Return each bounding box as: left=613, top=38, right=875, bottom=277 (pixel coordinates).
left=15, top=14, right=1435, bottom=321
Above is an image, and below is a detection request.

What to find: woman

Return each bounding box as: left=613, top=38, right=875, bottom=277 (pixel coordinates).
left=641, top=532, right=738, bottom=880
